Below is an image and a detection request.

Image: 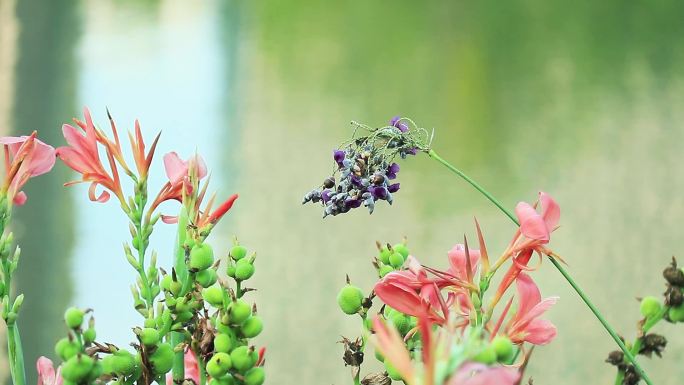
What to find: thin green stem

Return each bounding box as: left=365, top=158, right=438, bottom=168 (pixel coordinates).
left=8, top=324, right=26, bottom=385
left=427, top=149, right=654, bottom=385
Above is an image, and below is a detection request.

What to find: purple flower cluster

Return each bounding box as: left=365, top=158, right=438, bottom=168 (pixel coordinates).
left=302, top=116, right=423, bottom=217
left=303, top=147, right=401, bottom=217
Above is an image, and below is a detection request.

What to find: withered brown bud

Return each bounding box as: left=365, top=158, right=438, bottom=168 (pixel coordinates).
left=323, top=177, right=335, bottom=189
left=371, top=175, right=384, bottom=185
left=361, top=372, right=391, bottom=385
left=665, top=285, right=683, bottom=307
left=638, top=333, right=667, bottom=358
left=663, top=258, right=684, bottom=286
left=623, top=366, right=641, bottom=385
left=340, top=337, right=364, bottom=367
left=605, top=350, right=624, bottom=366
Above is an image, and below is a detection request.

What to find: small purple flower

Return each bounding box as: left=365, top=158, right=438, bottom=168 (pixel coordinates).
left=370, top=186, right=388, bottom=200
left=351, top=175, right=363, bottom=188
left=388, top=183, right=400, bottom=193
left=345, top=198, right=362, bottom=209
left=333, top=149, right=346, bottom=167
left=321, top=190, right=332, bottom=203
left=390, top=116, right=409, bottom=133
left=386, top=163, right=400, bottom=180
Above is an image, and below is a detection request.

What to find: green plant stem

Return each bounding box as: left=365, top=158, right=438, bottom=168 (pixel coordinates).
left=427, top=149, right=654, bottom=385
left=171, top=207, right=190, bottom=383
left=8, top=324, right=26, bottom=385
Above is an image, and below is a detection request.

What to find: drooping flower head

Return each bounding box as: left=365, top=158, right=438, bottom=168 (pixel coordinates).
left=0, top=132, right=56, bottom=205
left=303, top=116, right=430, bottom=217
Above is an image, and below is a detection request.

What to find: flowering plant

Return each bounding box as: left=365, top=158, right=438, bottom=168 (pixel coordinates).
left=1, top=108, right=265, bottom=385
left=305, top=116, right=681, bottom=385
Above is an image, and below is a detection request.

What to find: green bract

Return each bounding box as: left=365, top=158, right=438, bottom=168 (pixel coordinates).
left=337, top=284, right=364, bottom=315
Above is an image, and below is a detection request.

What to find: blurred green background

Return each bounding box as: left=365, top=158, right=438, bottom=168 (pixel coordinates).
left=1, top=0, right=684, bottom=384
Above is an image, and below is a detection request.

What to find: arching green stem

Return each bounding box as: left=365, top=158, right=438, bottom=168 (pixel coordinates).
left=427, top=149, right=654, bottom=385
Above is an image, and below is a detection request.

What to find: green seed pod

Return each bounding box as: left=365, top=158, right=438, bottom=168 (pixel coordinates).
left=149, top=343, right=174, bottom=375
left=176, top=311, right=194, bottom=323
left=385, top=360, right=403, bottom=381
left=55, top=338, right=80, bottom=361
left=87, top=360, right=103, bottom=381
left=391, top=313, right=411, bottom=336
left=491, top=336, right=514, bottom=362
left=235, top=260, right=255, bottom=281
left=388, top=252, right=404, bottom=268
left=83, top=328, right=97, bottom=344
left=337, top=285, right=364, bottom=315
left=243, top=367, right=265, bottom=385
left=140, top=328, right=160, bottom=346
left=61, top=355, right=94, bottom=382
left=101, top=355, right=115, bottom=374
left=214, top=333, right=234, bottom=353
left=170, top=280, right=182, bottom=296
left=241, top=316, right=264, bottom=338
left=640, top=296, right=662, bottom=318
left=209, top=376, right=236, bottom=385
left=190, top=243, right=214, bottom=271
left=230, top=300, right=252, bottom=324
left=197, top=269, right=218, bottom=288
left=230, top=346, right=254, bottom=372
left=227, top=265, right=236, bottom=278
left=203, top=287, right=225, bottom=308
left=378, top=265, right=393, bottom=278
left=378, top=246, right=391, bottom=265
left=669, top=305, right=684, bottom=322
left=206, top=352, right=232, bottom=378
left=393, top=243, right=409, bottom=259
left=64, top=307, right=84, bottom=329
left=472, top=345, right=497, bottom=364
left=230, top=245, right=248, bottom=261
left=111, top=350, right=137, bottom=375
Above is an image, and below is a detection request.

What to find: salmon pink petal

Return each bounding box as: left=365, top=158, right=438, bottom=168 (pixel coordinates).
left=515, top=273, right=542, bottom=316
left=515, top=202, right=549, bottom=241
left=523, top=318, right=557, bottom=345
left=374, top=279, right=425, bottom=317
left=540, top=191, right=560, bottom=230
left=29, top=139, right=57, bottom=176
left=516, top=296, right=558, bottom=329
left=88, top=183, right=110, bottom=203
left=163, top=152, right=187, bottom=184
left=406, top=255, right=426, bottom=278
left=161, top=215, right=179, bottom=224
left=194, top=154, right=207, bottom=179
left=447, top=244, right=480, bottom=279
left=37, top=356, right=58, bottom=385
left=372, top=317, right=415, bottom=382
left=13, top=191, right=27, bottom=205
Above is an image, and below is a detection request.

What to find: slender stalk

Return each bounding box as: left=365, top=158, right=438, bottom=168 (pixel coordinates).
left=427, top=149, right=654, bottom=385
left=7, top=324, right=26, bottom=385
left=171, top=207, right=190, bottom=383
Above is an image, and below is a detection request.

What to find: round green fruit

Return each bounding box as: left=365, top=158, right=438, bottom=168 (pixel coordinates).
left=235, top=260, right=255, bottom=281
left=196, top=269, right=218, bottom=288
left=64, top=307, right=84, bottom=329
left=55, top=338, right=80, bottom=361
left=83, top=328, right=96, bottom=344
left=230, top=346, right=254, bottom=372
left=393, top=243, right=409, bottom=259
left=391, top=313, right=411, bottom=336
left=241, top=316, right=264, bottom=338
left=61, top=355, right=94, bottom=382
left=203, top=287, right=225, bottom=308
left=640, top=296, right=662, bottom=318
left=378, top=246, right=391, bottom=265
left=149, top=343, right=174, bottom=375
left=337, top=285, right=364, bottom=315
left=214, top=333, right=233, bottom=353
left=230, top=245, right=248, bottom=260
left=378, top=265, right=393, bottom=277
left=190, top=243, right=214, bottom=271
left=244, top=367, right=265, bottom=385
left=140, top=328, right=160, bottom=346
left=206, top=352, right=232, bottom=378
left=388, top=252, right=404, bottom=268
left=669, top=305, right=684, bottom=322
left=491, top=336, right=514, bottom=362
left=472, top=345, right=497, bottom=364
left=230, top=300, right=252, bottom=324
left=111, top=350, right=137, bottom=375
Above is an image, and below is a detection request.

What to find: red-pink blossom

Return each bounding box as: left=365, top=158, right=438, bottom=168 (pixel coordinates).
left=513, top=191, right=560, bottom=253
left=448, top=362, right=520, bottom=385
left=504, top=273, right=558, bottom=345
left=165, top=350, right=199, bottom=385
left=0, top=132, right=56, bottom=205
left=36, top=356, right=63, bottom=385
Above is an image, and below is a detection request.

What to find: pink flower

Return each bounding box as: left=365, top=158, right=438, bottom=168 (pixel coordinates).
left=447, top=244, right=480, bottom=282
left=36, top=357, right=63, bottom=385
left=56, top=107, right=126, bottom=205
left=165, top=350, right=199, bottom=385
left=448, top=362, right=520, bottom=385
left=513, top=191, right=560, bottom=252
left=504, top=273, right=558, bottom=345
left=372, top=316, right=416, bottom=384
left=150, top=152, right=208, bottom=222
left=0, top=132, right=56, bottom=205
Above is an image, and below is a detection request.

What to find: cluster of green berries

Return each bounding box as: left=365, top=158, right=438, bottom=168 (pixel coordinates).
left=54, top=308, right=111, bottom=385
left=201, top=239, right=264, bottom=385
left=374, top=241, right=410, bottom=277
left=470, top=336, right=515, bottom=365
